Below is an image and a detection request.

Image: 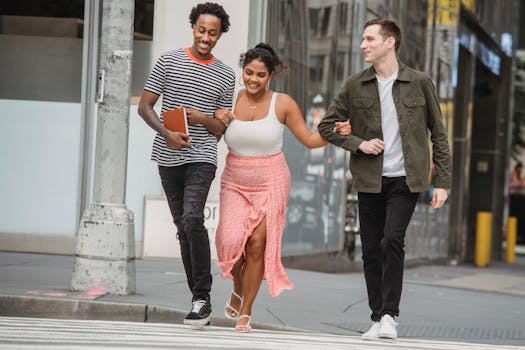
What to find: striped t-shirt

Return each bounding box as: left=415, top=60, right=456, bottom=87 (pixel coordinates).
left=144, top=48, right=235, bottom=167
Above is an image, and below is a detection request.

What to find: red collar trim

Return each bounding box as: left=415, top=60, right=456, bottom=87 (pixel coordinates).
left=185, top=47, right=215, bottom=64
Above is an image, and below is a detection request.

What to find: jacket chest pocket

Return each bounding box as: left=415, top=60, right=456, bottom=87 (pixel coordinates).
left=403, top=96, right=426, bottom=109
left=352, top=97, right=375, bottom=109
left=402, top=96, right=427, bottom=129
left=351, top=97, right=380, bottom=136
left=351, top=97, right=376, bottom=118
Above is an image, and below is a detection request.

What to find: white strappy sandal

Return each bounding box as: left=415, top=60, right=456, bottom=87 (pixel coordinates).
left=234, top=314, right=252, bottom=333
left=224, top=291, right=243, bottom=320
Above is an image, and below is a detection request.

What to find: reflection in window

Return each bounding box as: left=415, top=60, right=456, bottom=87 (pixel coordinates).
left=336, top=52, right=346, bottom=81
left=0, top=0, right=84, bottom=38
left=134, top=0, right=155, bottom=40
left=321, top=7, right=331, bottom=36
left=0, top=0, right=154, bottom=39
left=338, top=2, right=348, bottom=33
left=309, top=55, right=324, bottom=84
left=0, top=0, right=84, bottom=20
left=266, top=0, right=355, bottom=254
left=309, top=8, right=319, bottom=36
left=0, top=0, right=154, bottom=101
left=290, top=182, right=316, bottom=202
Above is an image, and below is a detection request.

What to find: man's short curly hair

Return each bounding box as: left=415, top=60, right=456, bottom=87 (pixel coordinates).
left=189, top=2, right=230, bottom=33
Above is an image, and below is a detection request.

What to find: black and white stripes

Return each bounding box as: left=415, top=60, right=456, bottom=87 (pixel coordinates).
left=144, top=48, right=235, bottom=167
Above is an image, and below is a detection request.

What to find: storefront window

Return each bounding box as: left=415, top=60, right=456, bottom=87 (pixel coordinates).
left=266, top=0, right=355, bottom=255
left=0, top=0, right=154, bottom=101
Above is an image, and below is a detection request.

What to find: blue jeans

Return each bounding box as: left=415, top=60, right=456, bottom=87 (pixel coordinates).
left=358, top=176, right=419, bottom=321
left=159, top=163, right=216, bottom=301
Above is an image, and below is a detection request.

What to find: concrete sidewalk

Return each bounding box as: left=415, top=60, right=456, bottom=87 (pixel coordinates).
left=0, top=251, right=524, bottom=347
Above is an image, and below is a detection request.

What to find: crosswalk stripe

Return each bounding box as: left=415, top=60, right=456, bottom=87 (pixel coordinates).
left=0, top=317, right=523, bottom=350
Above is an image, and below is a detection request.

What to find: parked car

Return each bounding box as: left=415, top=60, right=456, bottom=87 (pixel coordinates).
left=283, top=176, right=325, bottom=252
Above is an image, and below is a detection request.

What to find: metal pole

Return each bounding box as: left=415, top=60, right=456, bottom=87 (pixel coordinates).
left=474, top=212, right=492, bottom=267
left=78, top=0, right=100, bottom=221
left=350, top=0, right=365, bottom=75
left=71, top=0, right=136, bottom=295
left=506, top=217, right=517, bottom=264
left=428, top=0, right=438, bottom=79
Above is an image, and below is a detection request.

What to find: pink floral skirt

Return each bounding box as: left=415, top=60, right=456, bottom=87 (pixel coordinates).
left=215, top=151, right=294, bottom=297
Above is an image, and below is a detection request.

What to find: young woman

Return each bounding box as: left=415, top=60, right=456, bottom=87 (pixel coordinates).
left=214, top=43, right=351, bottom=332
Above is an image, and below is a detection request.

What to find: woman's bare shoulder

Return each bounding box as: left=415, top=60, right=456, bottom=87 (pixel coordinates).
left=275, top=92, right=297, bottom=108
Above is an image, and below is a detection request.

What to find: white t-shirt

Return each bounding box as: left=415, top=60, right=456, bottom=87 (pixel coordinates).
left=377, top=71, right=406, bottom=177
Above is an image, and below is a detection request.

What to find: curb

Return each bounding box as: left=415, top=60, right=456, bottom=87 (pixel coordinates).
left=0, top=294, right=305, bottom=332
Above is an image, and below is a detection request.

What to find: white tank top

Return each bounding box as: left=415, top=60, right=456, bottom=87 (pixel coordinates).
left=224, top=92, right=284, bottom=156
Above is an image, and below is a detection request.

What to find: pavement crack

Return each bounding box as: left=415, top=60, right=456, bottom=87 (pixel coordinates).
left=342, top=297, right=368, bottom=313
left=265, top=307, right=286, bottom=326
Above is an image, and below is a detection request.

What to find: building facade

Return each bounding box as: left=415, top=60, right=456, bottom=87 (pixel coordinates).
left=0, top=0, right=520, bottom=265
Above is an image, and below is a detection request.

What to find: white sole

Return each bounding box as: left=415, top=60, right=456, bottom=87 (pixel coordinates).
left=378, top=334, right=397, bottom=340
left=361, top=336, right=378, bottom=341
left=183, top=316, right=211, bottom=326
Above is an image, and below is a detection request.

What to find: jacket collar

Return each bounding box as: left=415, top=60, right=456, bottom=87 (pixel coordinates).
left=359, top=60, right=411, bottom=82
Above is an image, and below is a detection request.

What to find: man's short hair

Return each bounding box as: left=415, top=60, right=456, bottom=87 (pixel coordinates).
left=189, top=2, right=230, bottom=33
left=364, top=18, right=401, bottom=51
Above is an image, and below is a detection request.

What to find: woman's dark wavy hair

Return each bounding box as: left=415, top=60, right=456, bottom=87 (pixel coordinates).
left=239, top=43, right=287, bottom=75
left=189, top=2, right=230, bottom=33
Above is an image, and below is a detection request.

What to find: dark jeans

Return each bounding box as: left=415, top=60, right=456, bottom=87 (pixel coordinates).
left=159, top=163, right=216, bottom=301
left=358, top=176, right=419, bottom=321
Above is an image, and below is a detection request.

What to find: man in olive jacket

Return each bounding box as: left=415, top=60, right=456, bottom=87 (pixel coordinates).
left=319, top=19, right=451, bottom=341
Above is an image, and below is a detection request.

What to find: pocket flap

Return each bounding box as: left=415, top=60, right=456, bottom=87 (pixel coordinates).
left=352, top=97, right=374, bottom=108
left=403, top=96, right=426, bottom=107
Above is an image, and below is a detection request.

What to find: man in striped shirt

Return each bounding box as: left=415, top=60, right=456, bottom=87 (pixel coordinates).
left=138, top=2, right=235, bottom=326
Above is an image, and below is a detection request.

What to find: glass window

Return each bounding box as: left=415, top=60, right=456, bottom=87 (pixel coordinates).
left=336, top=52, right=346, bottom=81
left=0, top=0, right=154, bottom=101
left=321, top=7, right=331, bottom=36
left=308, top=8, right=319, bottom=36
left=267, top=0, right=355, bottom=254
left=338, top=2, right=348, bottom=33
left=134, top=0, right=154, bottom=40
left=309, top=55, right=324, bottom=85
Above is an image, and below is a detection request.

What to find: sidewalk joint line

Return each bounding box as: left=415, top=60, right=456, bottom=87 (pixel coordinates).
left=265, top=307, right=286, bottom=326
left=343, top=297, right=368, bottom=313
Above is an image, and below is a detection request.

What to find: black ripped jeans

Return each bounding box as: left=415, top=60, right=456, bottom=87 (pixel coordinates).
left=159, top=163, right=216, bottom=301
left=358, top=176, right=419, bottom=321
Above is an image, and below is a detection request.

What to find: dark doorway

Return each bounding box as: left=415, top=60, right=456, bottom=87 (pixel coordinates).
left=465, top=59, right=500, bottom=262
left=449, top=45, right=473, bottom=261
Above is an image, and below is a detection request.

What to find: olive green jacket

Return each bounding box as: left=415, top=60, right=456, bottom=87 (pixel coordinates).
left=318, top=61, right=451, bottom=193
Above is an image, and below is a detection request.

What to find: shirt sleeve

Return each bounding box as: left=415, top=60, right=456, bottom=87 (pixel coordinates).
left=422, top=75, right=452, bottom=189
left=318, top=79, right=364, bottom=153
left=144, top=55, right=166, bottom=96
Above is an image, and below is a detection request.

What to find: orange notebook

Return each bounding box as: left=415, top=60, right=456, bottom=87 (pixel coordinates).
left=162, top=107, right=188, bottom=134
left=162, top=107, right=188, bottom=148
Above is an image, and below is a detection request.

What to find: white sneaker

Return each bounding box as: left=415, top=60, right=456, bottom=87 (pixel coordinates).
left=378, top=314, right=398, bottom=339
left=361, top=322, right=380, bottom=340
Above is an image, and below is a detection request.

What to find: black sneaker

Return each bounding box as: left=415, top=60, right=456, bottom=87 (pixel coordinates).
left=183, top=299, right=211, bottom=326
